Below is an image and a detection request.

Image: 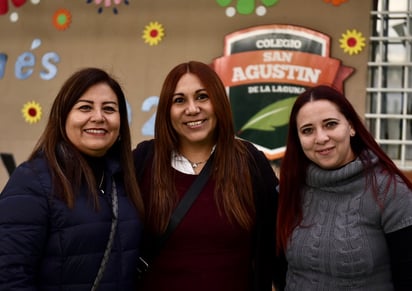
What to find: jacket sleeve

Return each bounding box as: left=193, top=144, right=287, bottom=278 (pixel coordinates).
left=245, top=142, right=286, bottom=291
left=132, top=139, right=154, bottom=183
left=386, top=225, right=412, bottom=290
left=0, top=162, right=49, bottom=290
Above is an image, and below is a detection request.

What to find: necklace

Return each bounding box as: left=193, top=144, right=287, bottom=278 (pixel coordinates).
left=98, top=172, right=105, bottom=194
left=187, top=158, right=209, bottom=169
left=190, top=160, right=206, bottom=169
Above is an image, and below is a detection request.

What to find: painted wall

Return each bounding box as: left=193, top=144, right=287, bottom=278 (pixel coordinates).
left=0, top=0, right=372, bottom=189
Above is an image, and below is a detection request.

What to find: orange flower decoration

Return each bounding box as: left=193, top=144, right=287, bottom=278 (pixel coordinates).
left=53, top=8, right=71, bottom=30
left=323, top=0, right=348, bottom=6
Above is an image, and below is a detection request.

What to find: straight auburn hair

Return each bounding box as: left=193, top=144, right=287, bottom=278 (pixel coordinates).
left=149, top=60, right=256, bottom=233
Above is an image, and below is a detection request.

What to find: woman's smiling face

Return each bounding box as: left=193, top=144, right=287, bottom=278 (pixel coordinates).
left=296, top=99, right=356, bottom=169
left=65, top=83, right=120, bottom=157
left=170, top=73, right=217, bottom=149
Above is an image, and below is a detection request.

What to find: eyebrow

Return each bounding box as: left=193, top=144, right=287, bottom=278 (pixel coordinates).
left=299, top=117, right=340, bottom=129
left=298, top=123, right=312, bottom=131
left=172, top=88, right=207, bottom=97
left=76, top=99, right=118, bottom=105
left=323, top=117, right=339, bottom=122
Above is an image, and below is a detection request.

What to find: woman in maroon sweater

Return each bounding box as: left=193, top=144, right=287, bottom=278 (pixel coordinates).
left=133, top=61, right=286, bottom=291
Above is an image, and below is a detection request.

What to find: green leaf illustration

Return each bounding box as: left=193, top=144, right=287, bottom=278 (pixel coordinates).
left=240, top=96, right=297, bottom=132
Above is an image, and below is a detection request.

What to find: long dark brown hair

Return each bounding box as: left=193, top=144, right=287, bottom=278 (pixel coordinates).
left=149, top=60, right=255, bottom=233
left=29, top=67, right=144, bottom=216
left=277, top=84, right=412, bottom=252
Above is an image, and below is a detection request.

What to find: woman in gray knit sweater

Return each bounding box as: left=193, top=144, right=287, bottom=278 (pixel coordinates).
left=277, top=85, right=412, bottom=290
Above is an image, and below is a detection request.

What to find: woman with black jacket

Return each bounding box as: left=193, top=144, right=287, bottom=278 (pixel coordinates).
left=0, top=67, right=144, bottom=290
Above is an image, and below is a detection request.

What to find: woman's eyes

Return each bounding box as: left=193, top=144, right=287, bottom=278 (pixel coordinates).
left=173, top=97, right=184, bottom=104
left=301, top=121, right=339, bottom=134
left=79, top=105, right=92, bottom=111
left=78, top=105, right=116, bottom=113
left=197, top=93, right=209, bottom=100
left=301, top=128, right=313, bottom=135
left=172, top=93, right=209, bottom=104
left=102, top=106, right=116, bottom=113
left=325, top=121, right=338, bottom=128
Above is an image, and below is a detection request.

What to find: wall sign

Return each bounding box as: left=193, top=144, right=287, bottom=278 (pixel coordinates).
left=212, top=24, right=354, bottom=160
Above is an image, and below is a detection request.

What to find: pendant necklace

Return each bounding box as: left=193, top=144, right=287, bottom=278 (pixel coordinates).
left=187, top=157, right=209, bottom=169
left=98, top=172, right=105, bottom=194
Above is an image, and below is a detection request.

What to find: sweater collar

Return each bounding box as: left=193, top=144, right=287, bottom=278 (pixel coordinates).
left=306, top=150, right=379, bottom=188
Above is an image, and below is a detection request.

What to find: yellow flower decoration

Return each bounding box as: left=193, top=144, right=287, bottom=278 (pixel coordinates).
left=22, top=101, right=42, bottom=124
left=142, top=21, right=165, bottom=46
left=339, top=29, right=366, bottom=55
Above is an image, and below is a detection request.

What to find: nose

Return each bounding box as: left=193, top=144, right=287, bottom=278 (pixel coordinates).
left=185, top=100, right=200, bottom=115
left=315, top=129, right=329, bottom=144
left=91, top=109, right=105, bottom=123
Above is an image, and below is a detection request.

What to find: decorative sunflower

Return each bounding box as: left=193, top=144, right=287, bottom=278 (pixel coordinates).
left=339, top=29, right=366, bottom=55
left=323, top=0, right=348, bottom=6
left=53, top=8, right=71, bottom=30
left=142, top=21, right=165, bottom=46
left=22, top=101, right=42, bottom=124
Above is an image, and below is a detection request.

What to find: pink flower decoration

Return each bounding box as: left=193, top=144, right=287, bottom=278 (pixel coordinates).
left=87, top=0, right=128, bottom=14
left=94, top=0, right=121, bottom=7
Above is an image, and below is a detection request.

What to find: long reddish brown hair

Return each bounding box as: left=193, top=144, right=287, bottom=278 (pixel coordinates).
left=277, top=85, right=412, bottom=252
left=148, top=60, right=255, bottom=233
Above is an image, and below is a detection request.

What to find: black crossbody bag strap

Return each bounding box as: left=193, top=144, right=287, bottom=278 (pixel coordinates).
left=161, top=153, right=213, bottom=243
left=137, top=153, right=214, bottom=275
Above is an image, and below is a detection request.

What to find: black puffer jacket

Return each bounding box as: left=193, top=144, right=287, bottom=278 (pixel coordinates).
left=0, top=154, right=143, bottom=291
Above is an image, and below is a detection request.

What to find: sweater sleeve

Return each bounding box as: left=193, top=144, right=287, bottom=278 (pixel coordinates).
left=0, top=163, right=49, bottom=290
left=385, top=225, right=412, bottom=291
left=381, top=177, right=412, bottom=233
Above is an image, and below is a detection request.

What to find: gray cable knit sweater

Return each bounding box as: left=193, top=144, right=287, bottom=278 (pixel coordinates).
left=285, top=152, right=412, bottom=290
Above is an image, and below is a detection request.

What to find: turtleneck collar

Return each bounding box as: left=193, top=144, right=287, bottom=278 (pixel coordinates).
left=306, top=150, right=379, bottom=189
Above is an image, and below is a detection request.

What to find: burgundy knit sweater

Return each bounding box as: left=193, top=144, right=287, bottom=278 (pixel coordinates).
left=139, top=170, right=253, bottom=291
